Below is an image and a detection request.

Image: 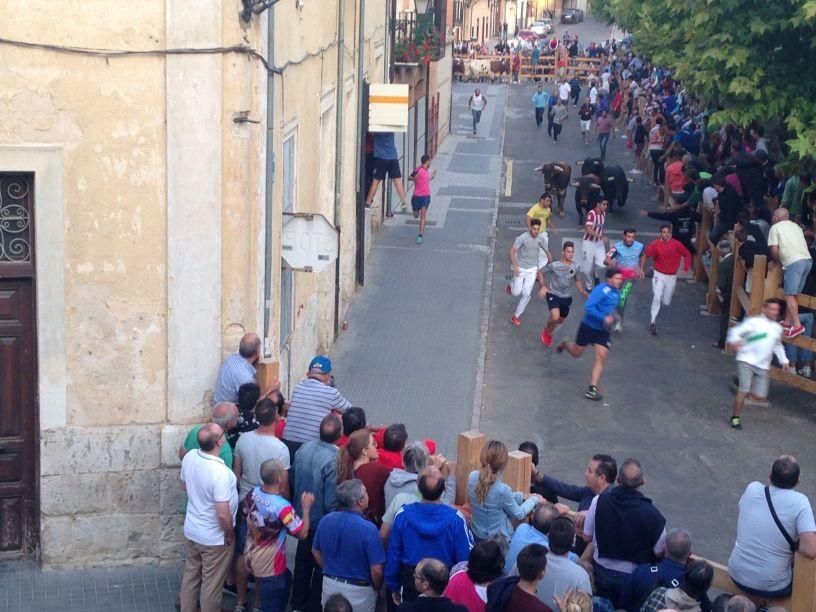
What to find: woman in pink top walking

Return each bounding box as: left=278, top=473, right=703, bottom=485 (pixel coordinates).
left=409, top=154, right=437, bottom=244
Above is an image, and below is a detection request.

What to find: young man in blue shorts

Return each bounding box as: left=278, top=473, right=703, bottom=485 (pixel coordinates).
left=557, top=268, right=623, bottom=401
left=604, top=228, right=645, bottom=331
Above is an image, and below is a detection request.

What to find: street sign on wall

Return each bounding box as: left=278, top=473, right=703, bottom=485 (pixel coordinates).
left=281, top=213, right=339, bottom=273
left=368, top=83, right=409, bottom=133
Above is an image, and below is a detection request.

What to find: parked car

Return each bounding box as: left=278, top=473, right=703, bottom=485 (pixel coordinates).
left=561, top=8, right=583, bottom=24
left=530, top=18, right=554, bottom=37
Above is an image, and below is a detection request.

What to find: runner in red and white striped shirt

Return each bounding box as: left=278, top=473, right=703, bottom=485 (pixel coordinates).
left=581, top=199, right=609, bottom=291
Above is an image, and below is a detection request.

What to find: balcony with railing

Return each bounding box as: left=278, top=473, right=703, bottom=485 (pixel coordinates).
left=392, top=2, right=448, bottom=65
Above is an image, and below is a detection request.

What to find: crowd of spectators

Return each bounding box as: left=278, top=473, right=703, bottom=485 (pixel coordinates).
left=176, top=343, right=816, bottom=612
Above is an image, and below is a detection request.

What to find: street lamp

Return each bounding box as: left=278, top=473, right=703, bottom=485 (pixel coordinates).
left=414, top=0, right=432, bottom=15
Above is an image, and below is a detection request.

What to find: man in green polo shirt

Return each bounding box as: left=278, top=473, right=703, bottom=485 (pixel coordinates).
left=179, top=402, right=239, bottom=468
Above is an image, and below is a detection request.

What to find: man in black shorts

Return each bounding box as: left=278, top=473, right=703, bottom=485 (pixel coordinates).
left=539, top=242, right=588, bottom=347
left=365, top=131, right=408, bottom=215
left=556, top=268, right=623, bottom=401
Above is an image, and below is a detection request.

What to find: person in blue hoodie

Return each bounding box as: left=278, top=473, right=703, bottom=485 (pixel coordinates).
left=386, top=466, right=474, bottom=606
left=556, top=268, right=623, bottom=401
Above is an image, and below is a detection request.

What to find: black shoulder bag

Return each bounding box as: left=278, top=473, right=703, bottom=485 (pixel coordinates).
left=765, top=486, right=799, bottom=553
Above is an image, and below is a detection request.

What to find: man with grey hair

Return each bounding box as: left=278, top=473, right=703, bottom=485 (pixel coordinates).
left=179, top=402, right=238, bottom=468
left=380, top=442, right=455, bottom=543
left=619, top=528, right=707, bottom=612
left=768, top=206, right=813, bottom=338
left=714, top=239, right=735, bottom=350
left=179, top=423, right=238, bottom=612
left=312, top=480, right=386, bottom=612
left=725, top=595, right=756, bottom=612
left=583, top=458, right=667, bottom=607
left=214, top=332, right=271, bottom=403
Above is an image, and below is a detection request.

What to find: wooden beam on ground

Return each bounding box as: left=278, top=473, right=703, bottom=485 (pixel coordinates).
left=504, top=450, right=532, bottom=495
left=455, top=431, right=485, bottom=505
left=770, top=367, right=816, bottom=394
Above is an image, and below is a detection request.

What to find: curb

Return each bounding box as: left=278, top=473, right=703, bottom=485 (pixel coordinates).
left=471, top=84, right=509, bottom=431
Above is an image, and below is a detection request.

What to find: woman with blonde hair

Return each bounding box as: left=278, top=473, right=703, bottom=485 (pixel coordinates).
left=336, top=428, right=392, bottom=525
left=468, top=440, right=543, bottom=544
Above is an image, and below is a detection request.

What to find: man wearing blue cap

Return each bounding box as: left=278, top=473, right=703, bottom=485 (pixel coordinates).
left=283, top=355, right=351, bottom=460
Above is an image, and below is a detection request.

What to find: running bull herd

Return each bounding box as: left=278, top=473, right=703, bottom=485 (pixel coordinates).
left=533, top=157, right=631, bottom=225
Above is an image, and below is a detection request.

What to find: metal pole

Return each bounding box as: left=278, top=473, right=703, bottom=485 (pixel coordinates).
left=262, top=3, right=276, bottom=356
left=355, top=0, right=367, bottom=286
left=333, top=0, right=346, bottom=339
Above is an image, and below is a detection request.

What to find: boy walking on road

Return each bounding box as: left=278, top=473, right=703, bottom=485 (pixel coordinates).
left=557, top=268, right=624, bottom=401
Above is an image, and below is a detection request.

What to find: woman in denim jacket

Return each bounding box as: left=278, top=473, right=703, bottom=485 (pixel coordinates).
left=468, top=440, right=544, bottom=545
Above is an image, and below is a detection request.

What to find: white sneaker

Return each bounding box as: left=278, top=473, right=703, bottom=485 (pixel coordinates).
left=630, top=169, right=643, bottom=174
left=799, top=365, right=812, bottom=378
left=399, top=201, right=408, bottom=212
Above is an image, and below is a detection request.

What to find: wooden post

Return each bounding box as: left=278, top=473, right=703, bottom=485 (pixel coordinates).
left=791, top=553, right=816, bottom=612
left=749, top=254, right=767, bottom=315
left=707, top=242, right=721, bottom=315
left=729, top=251, right=746, bottom=322
left=695, top=207, right=712, bottom=282
left=455, top=431, right=485, bottom=505
left=256, top=361, right=280, bottom=395
left=504, top=450, right=532, bottom=495
left=765, top=262, right=782, bottom=302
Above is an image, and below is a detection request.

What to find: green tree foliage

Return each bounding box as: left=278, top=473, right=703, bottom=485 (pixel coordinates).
left=593, top=0, right=816, bottom=164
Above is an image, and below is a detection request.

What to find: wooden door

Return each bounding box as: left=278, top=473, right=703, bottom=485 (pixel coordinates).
left=0, top=173, right=38, bottom=556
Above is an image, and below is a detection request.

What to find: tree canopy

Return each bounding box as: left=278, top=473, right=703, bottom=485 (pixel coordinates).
left=592, top=0, right=816, bottom=164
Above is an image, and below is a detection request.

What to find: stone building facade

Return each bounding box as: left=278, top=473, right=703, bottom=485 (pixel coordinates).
left=0, top=0, right=389, bottom=565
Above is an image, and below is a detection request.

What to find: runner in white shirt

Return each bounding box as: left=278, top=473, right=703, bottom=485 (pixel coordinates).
left=726, top=298, right=791, bottom=430
left=508, top=219, right=551, bottom=326
left=559, top=80, right=572, bottom=105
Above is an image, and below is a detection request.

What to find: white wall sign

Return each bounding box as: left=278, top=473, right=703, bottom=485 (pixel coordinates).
left=368, top=83, right=409, bottom=133
left=281, top=213, right=339, bottom=273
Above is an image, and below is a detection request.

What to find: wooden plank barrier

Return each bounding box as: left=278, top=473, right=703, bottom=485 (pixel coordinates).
left=256, top=360, right=280, bottom=395
left=455, top=430, right=485, bottom=505
left=695, top=207, right=712, bottom=283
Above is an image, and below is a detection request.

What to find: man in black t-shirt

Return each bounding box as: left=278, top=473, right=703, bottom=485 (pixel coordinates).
left=579, top=98, right=594, bottom=145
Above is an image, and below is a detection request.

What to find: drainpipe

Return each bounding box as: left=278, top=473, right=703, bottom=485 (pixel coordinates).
left=333, top=0, right=346, bottom=339
left=355, top=0, right=366, bottom=285
left=262, top=3, right=276, bottom=357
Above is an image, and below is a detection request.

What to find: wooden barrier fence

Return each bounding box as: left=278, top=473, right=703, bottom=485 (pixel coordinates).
left=455, top=429, right=814, bottom=611
left=453, top=52, right=603, bottom=82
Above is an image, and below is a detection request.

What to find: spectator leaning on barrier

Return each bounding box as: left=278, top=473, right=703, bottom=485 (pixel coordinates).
left=768, top=207, right=813, bottom=339
left=214, top=332, right=263, bottom=403
left=469, top=440, right=544, bottom=546
left=728, top=455, right=816, bottom=599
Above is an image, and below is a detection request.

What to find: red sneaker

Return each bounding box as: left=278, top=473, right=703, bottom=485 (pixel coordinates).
left=785, top=324, right=805, bottom=338
left=540, top=329, right=553, bottom=347
left=511, top=316, right=522, bottom=326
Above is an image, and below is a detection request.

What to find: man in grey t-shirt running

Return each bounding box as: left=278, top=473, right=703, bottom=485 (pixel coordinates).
left=507, top=218, right=551, bottom=326
left=540, top=241, right=588, bottom=347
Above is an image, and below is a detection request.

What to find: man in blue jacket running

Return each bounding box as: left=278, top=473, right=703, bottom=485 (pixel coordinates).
left=557, top=268, right=623, bottom=401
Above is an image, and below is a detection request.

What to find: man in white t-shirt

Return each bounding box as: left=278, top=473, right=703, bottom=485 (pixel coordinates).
left=179, top=423, right=239, bottom=612
left=728, top=455, right=816, bottom=599
left=232, top=398, right=291, bottom=609
left=559, top=80, right=572, bottom=105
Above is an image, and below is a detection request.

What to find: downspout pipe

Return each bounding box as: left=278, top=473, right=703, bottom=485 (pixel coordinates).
left=355, top=0, right=366, bottom=285
left=262, top=3, right=276, bottom=357
left=333, top=0, right=346, bottom=339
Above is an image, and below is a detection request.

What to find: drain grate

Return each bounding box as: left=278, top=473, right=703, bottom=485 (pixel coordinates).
left=496, top=214, right=526, bottom=228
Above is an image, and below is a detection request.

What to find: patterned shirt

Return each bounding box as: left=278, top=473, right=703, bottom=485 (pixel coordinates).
left=214, top=353, right=256, bottom=403
left=583, top=208, right=606, bottom=242
left=544, top=260, right=578, bottom=298
left=243, top=487, right=304, bottom=578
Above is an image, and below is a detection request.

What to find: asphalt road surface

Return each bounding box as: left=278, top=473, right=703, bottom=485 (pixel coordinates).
left=478, top=19, right=816, bottom=562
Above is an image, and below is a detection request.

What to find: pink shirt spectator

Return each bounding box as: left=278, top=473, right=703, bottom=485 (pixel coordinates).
left=725, top=172, right=743, bottom=196
left=443, top=567, right=487, bottom=612
left=413, top=166, right=431, bottom=197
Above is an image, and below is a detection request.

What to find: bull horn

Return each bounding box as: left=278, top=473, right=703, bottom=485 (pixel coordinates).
left=627, top=177, right=634, bottom=183
left=571, top=181, right=580, bottom=187
left=590, top=184, right=601, bottom=190
left=607, top=177, right=615, bottom=182
left=533, top=165, right=543, bottom=172
left=553, top=165, right=565, bottom=172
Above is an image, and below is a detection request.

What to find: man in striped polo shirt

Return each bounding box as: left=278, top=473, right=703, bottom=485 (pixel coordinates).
left=282, top=355, right=351, bottom=462
left=581, top=199, right=609, bottom=292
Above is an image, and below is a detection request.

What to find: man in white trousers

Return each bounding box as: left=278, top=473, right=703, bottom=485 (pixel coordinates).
left=581, top=199, right=609, bottom=291
left=508, top=218, right=551, bottom=326
left=643, top=224, right=692, bottom=335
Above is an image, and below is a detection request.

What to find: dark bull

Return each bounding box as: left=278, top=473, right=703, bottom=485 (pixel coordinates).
left=534, top=162, right=572, bottom=214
